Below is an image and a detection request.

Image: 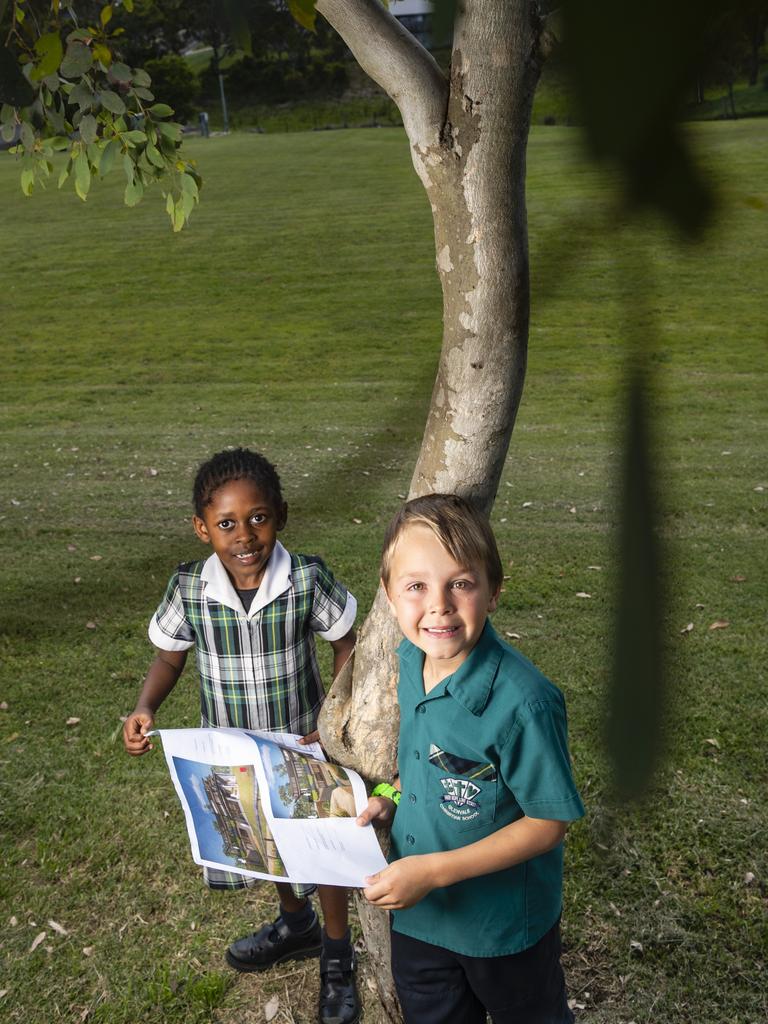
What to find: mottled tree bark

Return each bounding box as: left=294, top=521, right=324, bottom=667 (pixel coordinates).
left=315, top=2, right=544, bottom=1019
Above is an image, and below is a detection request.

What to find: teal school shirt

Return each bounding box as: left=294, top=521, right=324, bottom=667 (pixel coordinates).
left=390, top=621, right=585, bottom=957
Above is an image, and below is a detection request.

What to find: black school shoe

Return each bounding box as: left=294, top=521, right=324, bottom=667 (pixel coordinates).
left=225, top=914, right=322, bottom=972
left=318, top=949, right=360, bottom=1024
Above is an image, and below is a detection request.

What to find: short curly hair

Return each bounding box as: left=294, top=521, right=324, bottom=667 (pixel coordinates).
left=380, top=493, right=503, bottom=592
left=192, top=448, right=284, bottom=516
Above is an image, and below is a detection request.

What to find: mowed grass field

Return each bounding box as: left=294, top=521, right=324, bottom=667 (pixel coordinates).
left=1, top=121, right=766, bottom=1023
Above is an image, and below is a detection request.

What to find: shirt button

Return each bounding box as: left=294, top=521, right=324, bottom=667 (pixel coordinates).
left=414, top=750, right=420, bottom=760
left=417, top=705, right=426, bottom=714
left=409, top=793, right=417, bottom=804
left=406, top=834, right=415, bottom=845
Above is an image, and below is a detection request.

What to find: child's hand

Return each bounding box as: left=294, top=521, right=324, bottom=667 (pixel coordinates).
left=123, top=710, right=155, bottom=755
left=356, top=796, right=397, bottom=828
left=363, top=855, right=438, bottom=910
left=298, top=730, right=320, bottom=746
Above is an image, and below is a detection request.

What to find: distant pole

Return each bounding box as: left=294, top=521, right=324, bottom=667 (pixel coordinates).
left=211, top=41, right=229, bottom=134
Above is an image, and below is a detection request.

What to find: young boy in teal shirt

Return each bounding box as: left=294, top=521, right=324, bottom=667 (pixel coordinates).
left=357, top=493, right=584, bottom=1024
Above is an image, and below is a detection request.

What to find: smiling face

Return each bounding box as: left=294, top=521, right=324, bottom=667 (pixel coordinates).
left=192, top=477, right=287, bottom=589
left=384, top=523, right=499, bottom=690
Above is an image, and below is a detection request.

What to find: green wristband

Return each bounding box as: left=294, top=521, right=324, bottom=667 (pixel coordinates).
left=371, top=782, right=401, bottom=806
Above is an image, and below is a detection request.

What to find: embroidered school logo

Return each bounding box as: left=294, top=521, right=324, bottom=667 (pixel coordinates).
left=439, top=777, right=481, bottom=821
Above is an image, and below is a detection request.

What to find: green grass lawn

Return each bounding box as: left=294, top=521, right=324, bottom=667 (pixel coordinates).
left=0, top=121, right=766, bottom=1023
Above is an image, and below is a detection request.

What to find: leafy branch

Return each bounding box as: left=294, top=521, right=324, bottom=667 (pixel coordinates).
left=0, top=1, right=201, bottom=230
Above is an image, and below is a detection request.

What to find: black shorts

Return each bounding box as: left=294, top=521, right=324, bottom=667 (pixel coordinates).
left=391, top=918, right=574, bottom=1024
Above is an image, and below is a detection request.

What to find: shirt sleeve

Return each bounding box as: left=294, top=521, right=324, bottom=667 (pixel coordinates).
left=148, top=570, right=196, bottom=652
left=309, top=559, right=357, bottom=642
left=498, top=697, right=585, bottom=822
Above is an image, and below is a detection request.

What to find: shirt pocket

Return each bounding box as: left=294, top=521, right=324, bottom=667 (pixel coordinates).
left=428, top=744, right=498, bottom=833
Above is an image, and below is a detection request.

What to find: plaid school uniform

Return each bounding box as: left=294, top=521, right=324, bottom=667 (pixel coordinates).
left=149, top=540, right=356, bottom=890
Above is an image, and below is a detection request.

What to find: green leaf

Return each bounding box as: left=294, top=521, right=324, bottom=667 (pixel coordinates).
left=158, top=121, right=182, bottom=143
left=48, top=136, right=70, bottom=151
left=121, top=129, right=147, bottom=145
left=33, top=32, right=64, bottom=81
left=165, top=192, right=174, bottom=219
left=123, top=153, right=134, bottom=181
left=179, top=189, right=196, bottom=218
left=70, top=80, right=95, bottom=109
left=172, top=199, right=186, bottom=232
left=288, top=0, right=317, bottom=33
left=87, top=142, right=101, bottom=169
left=124, top=177, right=144, bottom=207
left=20, top=121, right=34, bottom=150
left=132, top=86, right=154, bottom=101
left=100, top=4, right=113, bottom=27
left=0, top=44, right=35, bottom=107
left=132, top=68, right=151, bottom=88
left=60, top=42, right=93, bottom=79
left=145, top=142, right=165, bottom=169
left=58, top=158, right=72, bottom=189
left=99, top=89, right=126, bottom=115
left=43, top=72, right=60, bottom=91
left=1, top=102, right=13, bottom=124
left=148, top=102, right=174, bottom=118
left=0, top=122, right=16, bottom=142
left=99, top=138, right=121, bottom=176
left=74, top=149, right=91, bottom=200
left=79, top=113, right=98, bottom=144
left=108, top=62, right=132, bottom=84
left=180, top=172, right=198, bottom=198
left=20, top=167, right=35, bottom=196
left=124, top=0, right=134, bottom=11
left=92, top=43, right=112, bottom=67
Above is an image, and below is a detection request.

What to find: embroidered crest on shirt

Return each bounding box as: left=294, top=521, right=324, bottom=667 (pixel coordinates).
left=439, top=777, right=482, bottom=821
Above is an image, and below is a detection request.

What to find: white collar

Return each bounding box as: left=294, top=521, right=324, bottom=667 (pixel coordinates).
left=200, top=540, right=292, bottom=618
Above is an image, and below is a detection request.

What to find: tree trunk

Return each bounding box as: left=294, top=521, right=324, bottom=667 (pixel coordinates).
left=315, top=2, right=543, bottom=1018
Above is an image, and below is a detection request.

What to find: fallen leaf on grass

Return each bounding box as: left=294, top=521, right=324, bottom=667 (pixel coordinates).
left=730, top=575, right=746, bottom=583
left=67, top=544, right=77, bottom=552
left=85, top=622, right=97, bottom=630
left=82, top=946, right=94, bottom=957
left=680, top=623, right=694, bottom=634
left=4, top=733, right=19, bottom=743
left=575, top=592, right=592, bottom=599
left=48, top=919, right=68, bottom=935
left=522, top=501, right=533, bottom=508
left=30, top=931, right=46, bottom=952
left=66, top=718, right=81, bottom=727
left=505, top=632, right=521, bottom=640
left=586, top=565, right=602, bottom=571
left=264, top=995, right=280, bottom=1021
left=10, top=916, right=18, bottom=926
left=0, top=989, right=7, bottom=998
left=568, top=999, right=587, bottom=1011
left=629, top=940, right=644, bottom=956
left=703, top=737, right=720, bottom=749
left=89, top=555, right=102, bottom=561
left=0, top=701, right=8, bottom=710
left=708, top=620, right=730, bottom=631
left=351, top=518, right=362, bottom=525
left=744, top=872, right=755, bottom=886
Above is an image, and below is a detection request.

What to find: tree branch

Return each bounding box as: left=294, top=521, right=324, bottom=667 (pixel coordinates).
left=316, top=0, right=448, bottom=150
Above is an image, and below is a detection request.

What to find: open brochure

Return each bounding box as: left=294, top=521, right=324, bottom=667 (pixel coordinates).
left=152, top=728, right=388, bottom=888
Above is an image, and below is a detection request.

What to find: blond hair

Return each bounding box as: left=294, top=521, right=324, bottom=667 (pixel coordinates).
left=380, top=494, right=503, bottom=591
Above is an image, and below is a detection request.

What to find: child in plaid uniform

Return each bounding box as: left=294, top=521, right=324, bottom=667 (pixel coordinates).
left=123, top=448, right=360, bottom=1024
